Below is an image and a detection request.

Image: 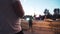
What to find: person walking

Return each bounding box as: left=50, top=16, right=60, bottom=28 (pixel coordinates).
left=28, top=16, right=33, bottom=31
left=29, top=18, right=33, bottom=29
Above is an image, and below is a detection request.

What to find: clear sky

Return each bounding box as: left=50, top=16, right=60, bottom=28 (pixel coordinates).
left=20, top=0, right=60, bottom=16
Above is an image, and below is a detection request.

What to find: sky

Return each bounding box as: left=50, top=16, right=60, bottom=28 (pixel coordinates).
left=20, top=0, right=60, bottom=16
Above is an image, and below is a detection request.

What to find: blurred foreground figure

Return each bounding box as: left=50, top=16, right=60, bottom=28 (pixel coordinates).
left=0, top=0, right=24, bottom=34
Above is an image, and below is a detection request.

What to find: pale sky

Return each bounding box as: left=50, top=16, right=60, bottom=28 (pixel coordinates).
left=20, top=0, right=60, bottom=16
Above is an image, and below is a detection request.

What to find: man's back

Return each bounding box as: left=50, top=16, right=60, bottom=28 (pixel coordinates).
left=0, top=0, right=22, bottom=34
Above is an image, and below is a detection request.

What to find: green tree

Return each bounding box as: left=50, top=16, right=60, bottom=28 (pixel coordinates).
left=44, top=9, right=52, bottom=19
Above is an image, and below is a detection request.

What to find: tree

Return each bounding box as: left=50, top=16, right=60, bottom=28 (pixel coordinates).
left=44, top=9, right=49, bottom=15
left=53, top=8, right=60, bottom=20
left=44, top=9, right=52, bottom=19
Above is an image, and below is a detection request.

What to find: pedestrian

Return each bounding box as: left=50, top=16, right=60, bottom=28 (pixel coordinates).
left=29, top=17, right=33, bottom=29
left=0, top=0, right=24, bottom=34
